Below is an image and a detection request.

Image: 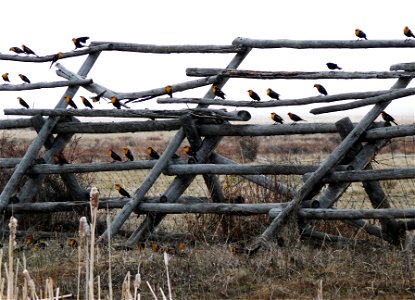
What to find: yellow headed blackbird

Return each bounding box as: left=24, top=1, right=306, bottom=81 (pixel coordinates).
left=271, top=112, right=284, bottom=124
left=355, top=29, right=367, bottom=40
left=109, top=148, right=122, bottom=161
left=17, top=97, right=30, bottom=109
left=266, top=88, right=280, bottom=100
left=115, top=183, right=131, bottom=197
left=65, top=96, right=77, bottom=109
left=380, top=111, right=398, bottom=125
left=165, top=85, right=173, bottom=97
left=18, top=74, right=31, bottom=84
left=314, top=84, right=328, bottom=96
left=80, top=96, right=93, bottom=109
left=53, top=152, right=69, bottom=165
left=26, top=235, right=48, bottom=249
left=69, top=238, right=78, bottom=248
left=248, top=89, right=261, bottom=101
left=326, top=62, right=342, bottom=70
left=404, top=26, right=415, bottom=39
left=91, top=90, right=107, bottom=103
left=72, top=36, right=90, bottom=49
left=50, top=52, right=63, bottom=69
left=9, top=46, right=24, bottom=54
left=2, top=73, right=10, bottom=82
left=288, top=112, right=306, bottom=123
left=152, top=242, right=160, bottom=253
left=147, top=146, right=160, bottom=160
left=183, top=145, right=197, bottom=156
left=22, top=44, right=37, bottom=55
left=111, top=96, right=122, bottom=109
left=212, top=84, right=226, bottom=99
left=123, top=146, right=134, bottom=161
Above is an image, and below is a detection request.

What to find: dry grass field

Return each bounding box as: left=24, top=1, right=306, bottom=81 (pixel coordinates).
left=0, top=126, right=414, bottom=299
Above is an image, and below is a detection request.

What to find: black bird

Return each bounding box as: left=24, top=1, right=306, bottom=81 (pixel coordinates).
left=314, top=84, right=328, bottom=96
left=266, top=88, right=280, bottom=100
left=147, top=147, right=160, bottom=160
left=50, top=52, right=63, bottom=69
left=212, top=84, right=226, bottom=99
left=271, top=112, right=284, bottom=124
left=326, top=62, right=342, bottom=70
left=165, top=85, right=173, bottom=97
left=288, top=112, right=306, bottom=123
left=109, top=149, right=122, bottom=162
left=115, top=184, right=131, bottom=198
left=9, top=47, right=24, bottom=54
left=91, top=90, right=107, bottom=103
left=22, top=44, right=37, bottom=55
left=72, top=37, right=90, bottom=49
left=17, top=97, right=30, bottom=109
left=19, top=74, right=31, bottom=84
left=65, top=96, right=77, bottom=109
left=248, top=89, right=261, bottom=101
left=123, top=147, right=134, bottom=161
left=111, top=96, right=122, bottom=109
left=380, top=111, right=398, bottom=125
left=80, top=96, right=93, bottom=109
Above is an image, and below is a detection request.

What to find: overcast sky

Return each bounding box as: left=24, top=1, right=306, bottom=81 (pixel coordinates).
left=1, top=0, right=415, bottom=123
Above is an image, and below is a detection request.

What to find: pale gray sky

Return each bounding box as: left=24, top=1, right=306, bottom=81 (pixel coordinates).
left=1, top=0, right=415, bottom=123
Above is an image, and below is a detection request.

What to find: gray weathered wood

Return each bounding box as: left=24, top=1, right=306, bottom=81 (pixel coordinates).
left=310, top=87, right=415, bottom=114
left=0, top=53, right=101, bottom=210
left=0, top=79, right=92, bottom=92
left=269, top=208, right=415, bottom=219
left=390, top=62, right=415, bottom=71
left=364, top=124, right=415, bottom=140
left=254, top=78, right=412, bottom=247
left=157, top=90, right=390, bottom=108
left=55, top=63, right=220, bottom=100
left=0, top=118, right=34, bottom=129
left=232, top=37, right=415, bottom=49
left=4, top=108, right=251, bottom=121
left=186, top=68, right=415, bottom=79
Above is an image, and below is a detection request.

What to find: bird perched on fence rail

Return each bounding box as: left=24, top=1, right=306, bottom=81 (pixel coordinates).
left=109, top=148, right=122, bottom=162
left=111, top=96, right=123, bottom=109
left=91, top=90, right=107, bottom=103
left=22, top=44, right=37, bottom=56
left=123, top=146, right=134, bottom=161
left=18, top=74, right=31, bottom=84
left=9, top=46, right=24, bottom=54
left=2, top=73, right=10, bottom=83
left=212, top=84, right=226, bottom=99
left=288, top=112, right=306, bottom=124
left=271, top=112, right=284, bottom=124
left=380, top=111, right=398, bottom=125
left=404, top=26, right=415, bottom=39
left=165, top=85, right=173, bottom=97
left=326, top=62, right=342, bottom=70
left=53, top=152, right=69, bottom=165
left=115, top=183, right=131, bottom=198
left=248, top=89, right=261, bottom=101
left=65, top=96, right=77, bottom=109
left=314, top=84, right=328, bottom=96
left=17, top=97, right=30, bottom=109
left=183, top=145, right=197, bottom=157
left=147, top=147, right=160, bottom=160
left=72, top=36, right=90, bottom=49
left=355, top=28, right=367, bottom=40
left=80, top=96, right=94, bottom=109
left=50, top=52, right=63, bottom=69
left=266, top=88, right=280, bottom=100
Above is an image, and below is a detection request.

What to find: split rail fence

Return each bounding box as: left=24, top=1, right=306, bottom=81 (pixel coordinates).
left=0, top=37, right=415, bottom=252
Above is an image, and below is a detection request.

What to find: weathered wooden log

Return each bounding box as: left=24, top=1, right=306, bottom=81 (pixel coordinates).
left=157, top=90, right=390, bottom=108
left=364, top=124, right=415, bottom=140
left=269, top=208, right=415, bottom=219
left=0, top=79, right=92, bottom=92
left=4, top=108, right=251, bottom=121
left=0, top=52, right=101, bottom=210
left=390, top=62, right=415, bottom=71
left=304, top=168, right=415, bottom=183
left=310, top=87, right=415, bottom=114
left=0, top=118, right=34, bottom=129
left=186, top=68, right=415, bottom=80
left=55, top=63, right=219, bottom=100
left=90, top=41, right=243, bottom=53
left=232, top=37, right=415, bottom=49
left=125, top=48, right=253, bottom=245
left=253, top=77, right=412, bottom=249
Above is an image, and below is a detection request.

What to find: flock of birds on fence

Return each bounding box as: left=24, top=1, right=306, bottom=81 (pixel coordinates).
left=3, top=29, right=408, bottom=198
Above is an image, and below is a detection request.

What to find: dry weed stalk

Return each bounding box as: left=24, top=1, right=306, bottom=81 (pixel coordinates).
left=79, top=216, right=90, bottom=300
left=121, top=271, right=132, bottom=300
left=163, top=252, right=172, bottom=300
left=106, top=212, right=113, bottom=300
left=89, top=187, right=100, bottom=300
left=7, top=217, right=17, bottom=300
left=133, top=267, right=141, bottom=300
left=22, top=269, right=38, bottom=300
left=146, top=281, right=158, bottom=300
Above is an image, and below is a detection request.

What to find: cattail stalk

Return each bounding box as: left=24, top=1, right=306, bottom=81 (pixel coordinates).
left=146, top=281, right=158, bottom=300
left=79, top=216, right=90, bottom=300
left=7, top=217, right=17, bottom=300
left=133, top=267, right=141, bottom=300
left=106, top=212, right=113, bottom=300
left=164, top=252, right=172, bottom=300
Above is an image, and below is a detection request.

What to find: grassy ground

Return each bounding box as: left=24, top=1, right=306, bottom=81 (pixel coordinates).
left=1, top=127, right=414, bottom=299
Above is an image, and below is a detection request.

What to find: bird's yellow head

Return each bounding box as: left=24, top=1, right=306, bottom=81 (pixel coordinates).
left=211, top=84, right=217, bottom=92
left=17, top=97, right=22, bottom=101
left=313, top=84, right=320, bottom=89
left=72, top=38, right=77, bottom=43
left=183, top=145, right=190, bottom=154
left=247, top=89, right=253, bottom=93
left=147, top=146, right=153, bottom=155
left=266, top=88, right=271, bottom=95
left=108, top=148, right=113, bottom=155
left=271, top=112, right=276, bottom=118
left=18, top=74, right=23, bottom=78
left=123, top=146, right=129, bottom=154
left=69, top=238, right=77, bottom=248
left=165, top=85, right=172, bottom=94
left=115, top=183, right=121, bottom=190
left=65, top=96, right=71, bottom=103
left=21, top=44, right=26, bottom=49
left=26, top=234, right=34, bottom=244
left=2, top=73, right=8, bottom=77
left=111, top=96, right=117, bottom=103
left=80, top=96, right=86, bottom=101
left=9, top=47, right=15, bottom=51
left=288, top=112, right=293, bottom=118
left=57, top=52, right=63, bottom=59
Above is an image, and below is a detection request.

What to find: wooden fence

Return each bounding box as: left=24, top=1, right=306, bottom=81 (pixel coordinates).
left=0, top=37, right=414, bottom=252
